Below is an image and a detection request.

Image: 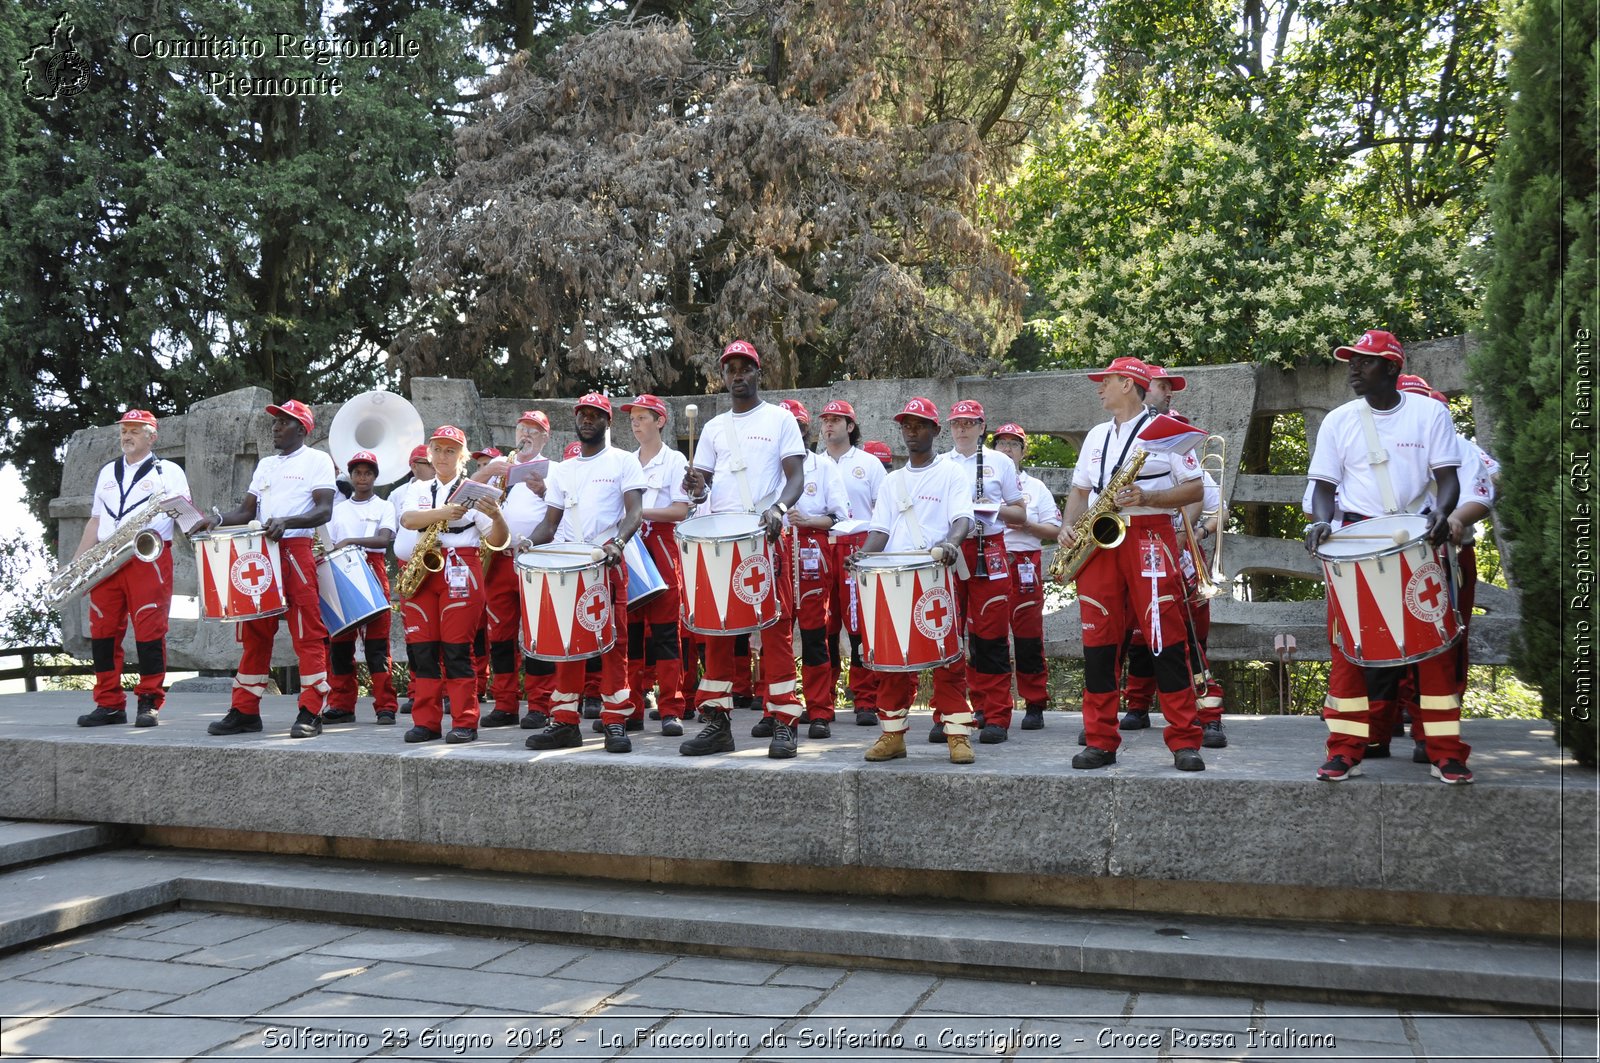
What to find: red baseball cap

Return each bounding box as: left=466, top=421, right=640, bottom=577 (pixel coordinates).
left=780, top=398, right=811, bottom=424
left=409, top=445, right=431, bottom=464
left=894, top=397, right=941, bottom=426
left=118, top=409, right=158, bottom=430
left=266, top=399, right=314, bottom=433
left=1397, top=373, right=1432, bottom=395
left=721, top=340, right=761, bottom=367
left=517, top=410, right=551, bottom=431
left=1334, top=329, right=1405, bottom=365
left=574, top=392, right=612, bottom=417
left=1087, top=357, right=1153, bottom=388
left=992, top=422, right=1027, bottom=444
left=1429, top=389, right=1449, bottom=404
left=347, top=450, right=380, bottom=473
left=471, top=445, right=503, bottom=461
left=563, top=441, right=583, bottom=459
left=621, top=394, right=668, bottom=418
left=820, top=399, right=857, bottom=421
left=948, top=399, right=985, bottom=422
left=864, top=440, right=893, bottom=465
left=430, top=425, right=468, bottom=449
left=1146, top=364, right=1187, bottom=391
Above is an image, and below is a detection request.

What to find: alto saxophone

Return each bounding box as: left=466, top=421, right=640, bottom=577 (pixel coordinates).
left=1050, top=449, right=1148, bottom=585
left=394, top=518, right=447, bottom=604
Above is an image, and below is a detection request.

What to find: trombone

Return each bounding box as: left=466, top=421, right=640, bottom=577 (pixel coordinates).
left=1179, top=433, right=1230, bottom=600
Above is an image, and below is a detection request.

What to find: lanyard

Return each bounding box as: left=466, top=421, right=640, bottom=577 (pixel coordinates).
left=1097, top=411, right=1151, bottom=493
left=111, top=457, right=156, bottom=520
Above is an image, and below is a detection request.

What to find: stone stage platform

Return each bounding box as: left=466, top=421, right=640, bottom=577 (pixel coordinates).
left=3, top=693, right=1593, bottom=944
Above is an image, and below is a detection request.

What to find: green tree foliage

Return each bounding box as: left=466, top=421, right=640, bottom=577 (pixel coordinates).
left=1472, top=0, right=1597, bottom=765
left=1000, top=0, right=1506, bottom=369
left=0, top=0, right=476, bottom=521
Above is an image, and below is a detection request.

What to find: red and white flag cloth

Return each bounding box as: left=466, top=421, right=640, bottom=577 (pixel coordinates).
left=1136, top=413, right=1206, bottom=455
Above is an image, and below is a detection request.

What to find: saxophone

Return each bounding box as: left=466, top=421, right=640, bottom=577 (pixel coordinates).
left=394, top=518, right=447, bottom=603
left=1050, top=449, right=1148, bottom=585
left=47, top=494, right=180, bottom=608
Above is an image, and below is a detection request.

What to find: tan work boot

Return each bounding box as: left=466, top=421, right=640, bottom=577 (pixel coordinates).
left=864, top=731, right=907, bottom=762
left=948, top=734, right=975, bottom=764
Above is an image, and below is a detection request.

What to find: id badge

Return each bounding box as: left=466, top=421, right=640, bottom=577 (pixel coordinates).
left=1139, top=539, right=1167, bottom=578
left=983, top=547, right=1009, bottom=579
left=800, top=544, right=822, bottom=581
left=445, top=556, right=470, bottom=599
left=1018, top=560, right=1037, bottom=592
left=1179, top=547, right=1197, bottom=581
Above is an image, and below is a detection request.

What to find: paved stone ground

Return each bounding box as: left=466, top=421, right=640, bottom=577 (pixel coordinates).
left=2, top=912, right=1594, bottom=1062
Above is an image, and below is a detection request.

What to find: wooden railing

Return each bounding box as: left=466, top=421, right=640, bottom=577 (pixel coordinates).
left=0, top=646, right=95, bottom=692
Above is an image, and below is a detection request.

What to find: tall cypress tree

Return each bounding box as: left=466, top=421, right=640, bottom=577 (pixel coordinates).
left=1473, top=0, right=1598, bottom=765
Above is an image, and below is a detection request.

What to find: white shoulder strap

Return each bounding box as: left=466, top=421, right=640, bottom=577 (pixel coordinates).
left=893, top=473, right=928, bottom=550
left=1356, top=404, right=1401, bottom=514
left=723, top=412, right=757, bottom=513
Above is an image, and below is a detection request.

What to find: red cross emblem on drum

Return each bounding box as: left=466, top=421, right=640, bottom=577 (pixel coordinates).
left=231, top=550, right=276, bottom=603
left=576, top=584, right=611, bottom=633
left=733, top=555, right=771, bottom=606
left=1404, top=561, right=1449, bottom=623
left=913, top=586, right=955, bottom=641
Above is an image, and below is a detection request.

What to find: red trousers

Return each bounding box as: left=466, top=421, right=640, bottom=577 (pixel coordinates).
left=627, top=522, right=685, bottom=720
left=959, top=536, right=1015, bottom=726
left=88, top=549, right=173, bottom=709
left=1007, top=549, right=1048, bottom=707
left=400, top=550, right=485, bottom=732
left=328, top=552, right=397, bottom=712
left=827, top=533, right=878, bottom=712
left=231, top=538, right=329, bottom=715
left=696, top=537, right=800, bottom=722
left=1077, top=517, right=1202, bottom=752
left=874, top=661, right=975, bottom=735
left=551, top=563, right=631, bottom=725
left=480, top=551, right=525, bottom=713
left=795, top=528, right=836, bottom=718
left=1123, top=593, right=1223, bottom=724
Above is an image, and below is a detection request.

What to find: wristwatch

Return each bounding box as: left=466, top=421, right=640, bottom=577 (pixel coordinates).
left=771, top=501, right=789, bottom=516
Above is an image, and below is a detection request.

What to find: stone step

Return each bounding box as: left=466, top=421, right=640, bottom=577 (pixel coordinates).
left=0, top=819, right=123, bottom=872
left=0, top=845, right=1589, bottom=1013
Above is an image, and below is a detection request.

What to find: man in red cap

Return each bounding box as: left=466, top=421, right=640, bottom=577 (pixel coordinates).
left=394, top=425, right=511, bottom=744
left=1305, top=329, right=1468, bottom=783
left=71, top=410, right=193, bottom=728
left=943, top=399, right=1028, bottom=743
left=197, top=399, right=339, bottom=739
left=817, top=399, right=886, bottom=727
left=863, top=440, right=893, bottom=468
left=857, top=397, right=979, bottom=764
left=323, top=451, right=399, bottom=724
left=523, top=394, right=648, bottom=753
left=391, top=443, right=435, bottom=715
left=621, top=393, right=692, bottom=736
left=990, top=423, right=1063, bottom=731
left=1060, top=359, right=1208, bottom=772
left=678, top=340, right=808, bottom=758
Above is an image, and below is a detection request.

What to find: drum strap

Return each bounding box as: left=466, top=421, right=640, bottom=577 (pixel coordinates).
left=893, top=474, right=929, bottom=551
left=724, top=412, right=757, bottom=513
left=1356, top=405, right=1401, bottom=514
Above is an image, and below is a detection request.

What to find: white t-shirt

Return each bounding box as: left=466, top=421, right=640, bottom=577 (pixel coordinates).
left=692, top=402, right=806, bottom=514
left=247, top=446, right=338, bottom=539
left=546, top=446, right=649, bottom=544
left=792, top=452, right=850, bottom=525
left=824, top=446, right=886, bottom=521
left=328, top=495, right=398, bottom=556
left=868, top=458, right=975, bottom=553
left=1072, top=410, right=1202, bottom=516
left=1307, top=393, right=1460, bottom=518
left=400, top=474, right=495, bottom=551
left=943, top=447, right=1024, bottom=536
left=633, top=445, right=692, bottom=513
left=389, top=478, right=433, bottom=562
left=91, top=456, right=192, bottom=543
left=1002, top=472, right=1064, bottom=552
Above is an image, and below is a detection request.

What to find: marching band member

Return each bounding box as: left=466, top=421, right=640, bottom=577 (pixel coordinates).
left=523, top=394, right=647, bottom=753
left=857, top=397, right=977, bottom=764
left=392, top=444, right=434, bottom=715
left=1304, top=330, right=1466, bottom=783
left=943, top=400, right=1027, bottom=744
left=1059, top=358, right=1208, bottom=772
left=323, top=450, right=398, bottom=724
left=396, top=425, right=509, bottom=745
left=621, top=394, right=692, bottom=737
left=679, top=340, right=807, bottom=759
left=818, top=400, right=886, bottom=727
left=468, top=445, right=505, bottom=704
left=751, top=399, right=849, bottom=739
left=74, top=409, right=192, bottom=728
left=863, top=441, right=894, bottom=469
left=990, top=423, right=1063, bottom=731
left=200, top=400, right=338, bottom=739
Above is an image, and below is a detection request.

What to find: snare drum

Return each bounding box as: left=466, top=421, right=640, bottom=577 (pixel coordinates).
left=316, top=545, right=389, bottom=635
left=515, top=544, right=616, bottom=661
left=854, top=552, right=963, bottom=672
left=1315, top=513, right=1462, bottom=666
left=193, top=527, right=286, bottom=622
left=675, top=512, right=779, bottom=635
left=624, top=536, right=667, bottom=611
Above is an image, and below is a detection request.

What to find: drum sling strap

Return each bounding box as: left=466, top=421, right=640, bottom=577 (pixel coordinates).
left=894, top=471, right=968, bottom=578
left=1356, top=404, right=1402, bottom=515
left=724, top=411, right=758, bottom=514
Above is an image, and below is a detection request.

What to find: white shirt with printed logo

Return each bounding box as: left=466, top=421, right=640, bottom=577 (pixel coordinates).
left=632, top=445, right=692, bottom=513
left=401, top=474, right=495, bottom=551
left=1307, top=393, right=1460, bottom=518
left=389, top=479, right=434, bottom=562
left=1002, top=472, right=1064, bottom=552
left=692, top=402, right=806, bottom=514
left=1072, top=411, right=1202, bottom=516
left=791, top=452, right=851, bottom=526
left=247, top=446, right=338, bottom=539
left=824, top=446, right=886, bottom=520
left=546, top=447, right=649, bottom=544
left=91, top=456, right=192, bottom=543
left=329, top=495, right=398, bottom=556
left=868, top=459, right=975, bottom=553
left=943, top=447, right=1024, bottom=536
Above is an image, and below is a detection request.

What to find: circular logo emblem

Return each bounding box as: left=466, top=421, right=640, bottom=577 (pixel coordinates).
left=732, top=556, right=772, bottom=605
left=576, top=585, right=611, bottom=633
left=912, top=586, right=956, bottom=641
left=853, top=466, right=866, bottom=479
left=230, top=550, right=275, bottom=598
left=1404, top=561, right=1449, bottom=623
left=805, top=482, right=817, bottom=495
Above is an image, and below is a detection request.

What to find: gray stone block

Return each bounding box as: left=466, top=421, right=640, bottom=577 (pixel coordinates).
left=153, top=952, right=378, bottom=1017
left=144, top=913, right=286, bottom=946
left=327, top=961, right=612, bottom=1014
left=22, top=953, right=241, bottom=994
left=1409, top=1015, right=1554, bottom=1061
left=550, top=949, right=676, bottom=986
left=793, top=968, right=938, bottom=1019
left=768, top=964, right=844, bottom=990
left=609, top=974, right=824, bottom=1016
left=476, top=942, right=594, bottom=979
left=1, top=978, right=110, bottom=1019
left=1256, top=1000, right=1411, bottom=1047
left=2, top=1014, right=265, bottom=1061
left=268, top=991, right=470, bottom=1037
left=175, top=920, right=360, bottom=969
left=309, top=928, right=523, bottom=970
left=657, top=956, right=785, bottom=986
left=921, top=977, right=1130, bottom=1019
left=0, top=820, right=120, bottom=870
